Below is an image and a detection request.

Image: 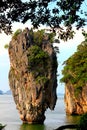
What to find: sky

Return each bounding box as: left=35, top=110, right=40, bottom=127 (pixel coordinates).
left=0, top=0, right=87, bottom=93
left=0, top=22, right=31, bottom=92
left=57, top=29, right=85, bottom=94
left=0, top=24, right=85, bottom=93
left=0, top=33, right=11, bottom=92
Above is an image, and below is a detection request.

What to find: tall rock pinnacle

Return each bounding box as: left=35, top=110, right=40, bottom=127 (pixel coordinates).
left=8, top=28, right=57, bottom=124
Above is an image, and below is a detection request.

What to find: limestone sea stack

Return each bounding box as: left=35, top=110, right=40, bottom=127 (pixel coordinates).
left=60, top=41, right=87, bottom=115
left=8, top=28, right=57, bottom=124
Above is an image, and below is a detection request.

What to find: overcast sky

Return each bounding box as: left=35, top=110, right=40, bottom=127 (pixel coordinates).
left=0, top=23, right=85, bottom=93
left=0, top=0, right=87, bottom=93
left=0, top=22, right=30, bottom=92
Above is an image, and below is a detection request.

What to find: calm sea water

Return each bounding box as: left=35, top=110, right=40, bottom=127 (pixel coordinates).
left=0, top=95, right=80, bottom=130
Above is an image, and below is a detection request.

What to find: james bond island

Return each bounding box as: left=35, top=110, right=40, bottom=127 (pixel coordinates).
left=8, top=28, right=57, bottom=124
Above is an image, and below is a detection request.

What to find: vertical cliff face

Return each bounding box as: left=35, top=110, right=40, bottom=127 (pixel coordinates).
left=8, top=28, right=57, bottom=124
left=60, top=41, right=87, bottom=115
left=65, top=84, right=87, bottom=115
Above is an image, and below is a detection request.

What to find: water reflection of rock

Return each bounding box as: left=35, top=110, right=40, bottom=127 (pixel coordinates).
left=66, top=115, right=80, bottom=124
left=20, top=124, right=46, bottom=130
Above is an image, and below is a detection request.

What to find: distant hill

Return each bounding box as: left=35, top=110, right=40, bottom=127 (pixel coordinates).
left=0, top=90, right=3, bottom=95
left=5, top=90, right=12, bottom=95
left=57, top=93, right=64, bottom=98
left=0, top=90, right=12, bottom=95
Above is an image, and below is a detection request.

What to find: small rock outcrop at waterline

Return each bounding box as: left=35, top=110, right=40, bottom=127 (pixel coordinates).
left=8, top=28, right=57, bottom=124
left=60, top=41, right=87, bottom=115
left=65, top=84, right=87, bottom=115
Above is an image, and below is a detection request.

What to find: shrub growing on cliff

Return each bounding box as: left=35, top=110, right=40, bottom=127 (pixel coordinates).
left=27, top=44, right=52, bottom=87
left=13, top=29, right=22, bottom=39
left=27, top=29, right=57, bottom=88
left=60, top=40, right=87, bottom=96
left=28, top=45, right=50, bottom=70
left=36, top=76, right=49, bottom=87
left=33, top=30, right=45, bottom=46
left=29, top=29, right=55, bottom=46
left=4, top=44, right=9, bottom=49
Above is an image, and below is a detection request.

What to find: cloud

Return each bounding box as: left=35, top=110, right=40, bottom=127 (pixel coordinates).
left=0, top=21, right=33, bottom=56
left=54, top=28, right=85, bottom=62
left=12, top=21, right=32, bottom=32
left=0, top=22, right=33, bottom=92
left=56, top=28, right=87, bottom=94
left=0, top=22, right=87, bottom=93
left=0, top=32, right=11, bottom=56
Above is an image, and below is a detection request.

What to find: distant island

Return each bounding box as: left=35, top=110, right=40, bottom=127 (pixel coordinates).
left=0, top=90, right=12, bottom=95
left=0, top=90, right=3, bottom=95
